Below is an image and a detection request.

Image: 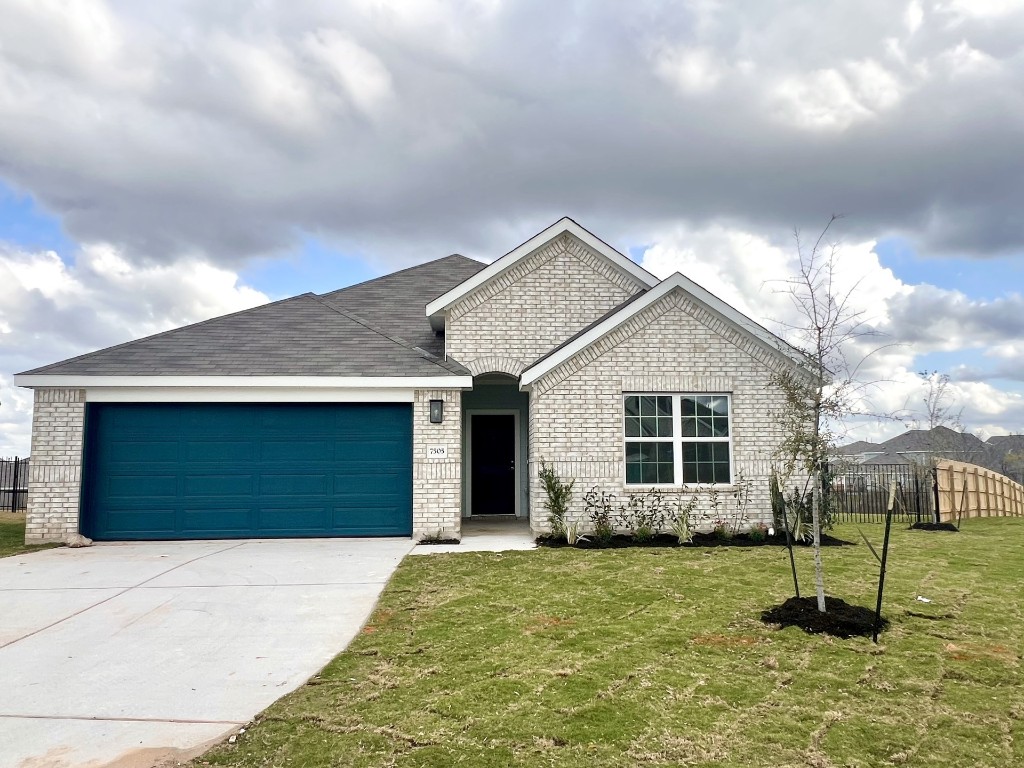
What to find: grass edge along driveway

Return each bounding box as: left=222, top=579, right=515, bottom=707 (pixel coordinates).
left=0, top=513, right=60, bottom=558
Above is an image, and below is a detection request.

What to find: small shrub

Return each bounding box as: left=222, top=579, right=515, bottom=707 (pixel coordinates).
left=620, top=488, right=669, bottom=543
left=539, top=462, right=575, bottom=539
left=713, top=520, right=733, bottom=540
left=564, top=519, right=588, bottom=546
left=584, top=486, right=616, bottom=545
left=668, top=494, right=699, bottom=544
left=748, top=523, right=769, bottom=542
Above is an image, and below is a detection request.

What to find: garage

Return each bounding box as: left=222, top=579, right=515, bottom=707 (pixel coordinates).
left=81, top=402, right=413, bottom=540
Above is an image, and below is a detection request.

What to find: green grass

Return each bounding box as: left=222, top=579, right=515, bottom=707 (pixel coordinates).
left=196, top=520, right=1024, bottom=767
left=0, top=513, right=59, bottom=558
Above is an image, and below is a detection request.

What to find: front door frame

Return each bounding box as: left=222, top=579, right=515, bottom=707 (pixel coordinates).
left=465, top=408, right=521, bottom=517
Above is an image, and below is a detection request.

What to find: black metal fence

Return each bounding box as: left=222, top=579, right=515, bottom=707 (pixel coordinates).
left=826, top=463, right=937, bottom=524
left=1, top=457, right=29, bottom=513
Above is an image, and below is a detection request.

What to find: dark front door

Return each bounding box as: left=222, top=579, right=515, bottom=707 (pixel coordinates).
left=471, top=414, right=516, bottom=515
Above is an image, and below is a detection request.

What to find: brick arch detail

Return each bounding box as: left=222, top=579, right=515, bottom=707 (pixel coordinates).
left=465, top=355, right=527, bottom=377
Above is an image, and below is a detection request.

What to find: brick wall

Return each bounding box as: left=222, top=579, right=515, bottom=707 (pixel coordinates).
left=25, top=388, right=86, bottom=542
left=446, top=233, right=645, bottom=375
left=528, top=290, right=801, bottom=533
left=412, top=388, right=463, bottom=540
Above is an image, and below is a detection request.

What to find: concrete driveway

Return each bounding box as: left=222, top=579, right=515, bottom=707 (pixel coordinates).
left=0, top=537, right=413, bottom=768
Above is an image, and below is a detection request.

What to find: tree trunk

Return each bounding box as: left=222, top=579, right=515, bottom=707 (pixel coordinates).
left=812, top=468, right=826, bottom=612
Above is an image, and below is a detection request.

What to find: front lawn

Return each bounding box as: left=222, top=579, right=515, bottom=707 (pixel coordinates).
left=0, top=513, right=60, bottom=558
left=197, top=520, right=1024, bottom=767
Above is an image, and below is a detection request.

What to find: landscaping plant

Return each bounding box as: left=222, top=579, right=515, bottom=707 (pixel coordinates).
left=539, top=462, right=575, bottom=540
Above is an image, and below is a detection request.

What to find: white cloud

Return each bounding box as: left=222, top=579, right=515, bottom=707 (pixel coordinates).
left=0, top=243, right=267, bottom=455
left=769, top=59, right=905, bottom=130
left=653, top=45, right=725, bottom=94
left=304, top=29, right=394, bottom=117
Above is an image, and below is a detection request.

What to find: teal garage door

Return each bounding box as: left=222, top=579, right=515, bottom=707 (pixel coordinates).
left=81, top=403, right=412, bottom=540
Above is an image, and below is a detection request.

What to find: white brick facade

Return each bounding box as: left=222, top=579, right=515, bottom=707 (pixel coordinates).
left=446, top=234, right=645, bottom=375
left=25, top=388, right=86, bottom=542
left=526, top=290, right=795, bottom=533
left=412, top=388, right=463, bottom=540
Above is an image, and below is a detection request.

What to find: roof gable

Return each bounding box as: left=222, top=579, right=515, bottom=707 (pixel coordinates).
left=519, top=272, right=809, bottom=387
left=425, top=217, right=657, bottom=330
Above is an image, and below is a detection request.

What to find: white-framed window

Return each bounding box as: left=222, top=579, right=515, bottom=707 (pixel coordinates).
left=623, top=394, right=732, bottom=485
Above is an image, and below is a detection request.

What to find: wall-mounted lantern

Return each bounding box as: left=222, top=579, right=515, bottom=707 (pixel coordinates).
left=429, top=399, right=444, bottom=424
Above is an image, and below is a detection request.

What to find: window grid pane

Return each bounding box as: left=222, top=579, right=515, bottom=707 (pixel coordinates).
left=624, top=394, right=730, bottom=486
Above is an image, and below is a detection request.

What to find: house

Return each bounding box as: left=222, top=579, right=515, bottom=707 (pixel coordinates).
left=15, top=218, right=809, bottom=543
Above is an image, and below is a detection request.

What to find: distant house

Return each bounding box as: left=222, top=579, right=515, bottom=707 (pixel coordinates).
left=836, top=426, right=1023, bottom=481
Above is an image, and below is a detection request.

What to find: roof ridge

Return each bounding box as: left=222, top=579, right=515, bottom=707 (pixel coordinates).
left=18, top=293, right=318, bottom=376
left=319, top=254, right=485, bottom=299
left=308, top=295, right=467, bottom=375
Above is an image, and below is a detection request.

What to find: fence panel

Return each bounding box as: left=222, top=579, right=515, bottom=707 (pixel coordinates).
left=0, top=457, right=29, bottom=513
left=936, top=459, right=1024, bottom=522
left=827, top=463, right=935, bottom=524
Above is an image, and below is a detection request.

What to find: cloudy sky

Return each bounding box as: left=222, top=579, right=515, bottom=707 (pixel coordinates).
left=2, top=0, right=1024, bottom=455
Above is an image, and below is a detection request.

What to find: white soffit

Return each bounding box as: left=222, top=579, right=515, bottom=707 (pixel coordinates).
left=425, top=217, right=657, bottom=329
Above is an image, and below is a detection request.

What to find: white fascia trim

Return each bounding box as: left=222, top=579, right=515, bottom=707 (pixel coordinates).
left=519, top=273, right=807, bottom=388
left=86, top=387, right=417, bottom=403
left=15, top=375, right=474, bottom=389
left=425, top=217, right=657, bottom=328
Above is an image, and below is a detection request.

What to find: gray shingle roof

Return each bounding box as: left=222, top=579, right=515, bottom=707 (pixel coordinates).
left=21, top=255, right=487, bottom=377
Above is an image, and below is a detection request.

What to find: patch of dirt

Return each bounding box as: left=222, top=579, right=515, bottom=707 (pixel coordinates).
left=524, top=615, right=575, bottom=634
left=536, top=532, right=855, bottom=549
left=944, top=642, right=1019, bottom=663
left=761, top=596, right=887, bottom=639
left=416, top=538, right=461, bottom=545
left=911, top=522, right=959, bottom=532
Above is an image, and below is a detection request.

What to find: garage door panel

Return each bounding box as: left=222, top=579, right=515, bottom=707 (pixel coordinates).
left=104, top=508, right=177, bottom=534
left=82, top=403, right=412, bottom=540
left=261, top=440, right=332, bottom=462
left=257, top=506, right=330, bottom=531
left=259, top=473, right=329, bottom=496
left=184, top=474, right=255, bottom=496
left=184, top=441, right=255, bottom=462
left=181, top=507, right=254, bottom=533
left=106, top=474, right=178, bottom=498
left=108, top=441, right=179, bottom=463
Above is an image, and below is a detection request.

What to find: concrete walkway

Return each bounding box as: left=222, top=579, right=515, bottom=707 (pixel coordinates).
left=0, top=537, right=413, bottom=768
left=410, top=516, right=537, bottom=555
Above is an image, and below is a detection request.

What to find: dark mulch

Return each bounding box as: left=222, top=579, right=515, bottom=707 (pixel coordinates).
left=761, top=596, right=886, bottom=638
left=417, top=538, right=461, bottom=546
left=910, top=522, right=959, bottom=532
left=536, top=532, right=855, bottom=549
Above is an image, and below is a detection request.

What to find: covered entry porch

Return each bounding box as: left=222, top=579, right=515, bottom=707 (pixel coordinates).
left=462, top=373, right=529, bottom=520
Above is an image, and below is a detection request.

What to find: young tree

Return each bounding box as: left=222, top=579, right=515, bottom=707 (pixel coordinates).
left=772, top=215, right=882, bottom=613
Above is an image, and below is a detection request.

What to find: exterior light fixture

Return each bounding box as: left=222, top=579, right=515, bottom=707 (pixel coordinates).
left=429, top=399, right=444, bottom=424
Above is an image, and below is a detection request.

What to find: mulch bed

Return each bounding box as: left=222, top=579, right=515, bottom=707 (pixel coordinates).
left=536, top=533, right=855, bottom=549
left=910, top=522, right=959, bottom=532
left=416, top=538, right=461, bottom=546
left=761, top=596, right=886, bottom=638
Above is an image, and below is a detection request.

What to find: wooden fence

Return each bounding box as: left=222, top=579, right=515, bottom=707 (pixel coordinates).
left=936, top=459, right=1024, bottom=522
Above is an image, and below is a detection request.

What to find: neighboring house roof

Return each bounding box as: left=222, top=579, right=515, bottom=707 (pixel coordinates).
left=835, top=440, right=883, bottom=456
left=425, top=217, right=658, bottom=331
left=18, top=256, right=483, bottom=382
left=519, top=272, right=811, bottom=387
left=882, top=426, right=985, bottom=454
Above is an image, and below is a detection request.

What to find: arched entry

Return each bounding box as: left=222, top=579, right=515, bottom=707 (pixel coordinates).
left=463, top=373, right=529, bottom=517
